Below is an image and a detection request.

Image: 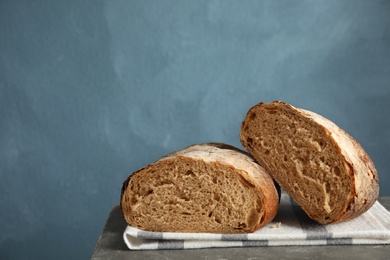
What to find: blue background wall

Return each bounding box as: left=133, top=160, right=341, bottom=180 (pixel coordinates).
left=1, top=1, right=389, bottom=259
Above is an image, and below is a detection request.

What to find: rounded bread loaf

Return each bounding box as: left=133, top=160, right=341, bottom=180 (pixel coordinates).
left=240, top=101, right=379, bottom=224
left=120, top=143, right=280, bottom=233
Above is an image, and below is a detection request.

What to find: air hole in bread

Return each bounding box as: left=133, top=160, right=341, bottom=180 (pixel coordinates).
left=184, top=170, right=196, bottom=176
left=236, top=222, right=247, bottom=229
left=264, top=107, right=278, bottom=114
left=249, top=112, right=256, bottom=120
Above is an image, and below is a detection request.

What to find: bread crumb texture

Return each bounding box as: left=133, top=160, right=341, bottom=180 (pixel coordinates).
left=240, top=101, right=379, bottom=224
left=121, top=143, right=279, bottom=234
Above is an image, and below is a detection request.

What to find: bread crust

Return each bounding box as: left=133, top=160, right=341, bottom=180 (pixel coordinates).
left=120, top=143, right=279, bottom=233
left=240, top=101, right=379, bottom=224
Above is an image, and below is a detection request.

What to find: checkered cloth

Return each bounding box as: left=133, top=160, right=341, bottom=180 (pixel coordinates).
left=123, top=193, right=390, bottom=250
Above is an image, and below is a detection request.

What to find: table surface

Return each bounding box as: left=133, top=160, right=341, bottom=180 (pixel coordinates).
left=91, top=197, right=390, bottom=260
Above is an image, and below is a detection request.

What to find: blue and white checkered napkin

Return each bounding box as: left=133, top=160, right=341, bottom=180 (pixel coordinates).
left=123, top=194, right=390, bottom=250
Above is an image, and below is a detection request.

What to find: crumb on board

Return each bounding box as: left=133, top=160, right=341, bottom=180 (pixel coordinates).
left=271, top=222, right=281, bottom=228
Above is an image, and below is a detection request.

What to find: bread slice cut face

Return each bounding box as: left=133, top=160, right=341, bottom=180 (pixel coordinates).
left=121, top=143, right=279, bottom=233
left=240, top=101, right=379, bottom=224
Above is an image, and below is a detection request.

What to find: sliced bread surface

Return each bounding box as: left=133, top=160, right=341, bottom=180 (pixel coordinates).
left=240, top=101, right=379, bottom=224
left=121, top=143, right=279, bottom=233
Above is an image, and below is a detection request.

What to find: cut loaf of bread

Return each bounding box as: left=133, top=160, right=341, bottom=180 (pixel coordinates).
left=121, top=143, right=279, bottom=233
left=240, top=101, right=379, bottom=224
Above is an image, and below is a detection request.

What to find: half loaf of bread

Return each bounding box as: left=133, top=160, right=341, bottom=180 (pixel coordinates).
left=240, top=101, right=379, bottom=224
left=121, top=143, right=279, bottom=233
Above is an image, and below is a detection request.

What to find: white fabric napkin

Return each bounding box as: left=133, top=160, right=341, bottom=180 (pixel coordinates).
left=123, top=193, right=390, bottom=250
